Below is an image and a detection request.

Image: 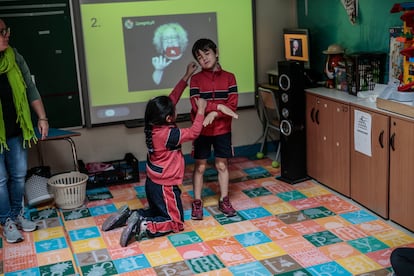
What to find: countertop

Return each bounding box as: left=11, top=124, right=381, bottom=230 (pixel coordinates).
left=305, top=86, right=414, bottom=120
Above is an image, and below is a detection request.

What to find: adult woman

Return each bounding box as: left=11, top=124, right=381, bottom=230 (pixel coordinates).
left=0, top=18, right=49, bottom=243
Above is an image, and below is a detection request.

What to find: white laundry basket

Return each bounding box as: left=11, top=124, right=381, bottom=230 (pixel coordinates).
left=48, top=171, right=88, bottom=209
left=25, top=174, right=54, bottom=207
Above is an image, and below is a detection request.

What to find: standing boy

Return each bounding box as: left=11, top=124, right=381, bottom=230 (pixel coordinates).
left=189, top=38, right=239, bottom=220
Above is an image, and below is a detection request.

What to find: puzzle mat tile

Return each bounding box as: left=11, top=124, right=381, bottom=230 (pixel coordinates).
left=2, top=156, right=413, bottom=275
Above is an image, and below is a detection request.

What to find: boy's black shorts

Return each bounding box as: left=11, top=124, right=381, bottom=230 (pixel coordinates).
left=193, top=132, right=234, bottom=159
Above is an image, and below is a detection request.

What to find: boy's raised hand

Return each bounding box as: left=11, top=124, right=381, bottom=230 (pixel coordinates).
left=183, top=62, right=198, bottom=82
left=218, top=104, right=239, bottom=119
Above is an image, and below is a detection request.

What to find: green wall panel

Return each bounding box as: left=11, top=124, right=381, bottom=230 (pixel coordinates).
left=297, top=0, right=402, bottom=79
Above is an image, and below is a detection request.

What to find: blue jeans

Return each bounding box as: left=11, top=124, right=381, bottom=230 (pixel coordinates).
left=0, top=136, right=27, bottom=225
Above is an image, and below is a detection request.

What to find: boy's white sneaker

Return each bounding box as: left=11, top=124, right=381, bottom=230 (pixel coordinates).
left=3, top=218, right=24, bottom=243
left=15, top=213, right=37, bottom=232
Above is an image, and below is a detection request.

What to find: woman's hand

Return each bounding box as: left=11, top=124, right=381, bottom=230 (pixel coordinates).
left=37, top=119, right=49, bottom=140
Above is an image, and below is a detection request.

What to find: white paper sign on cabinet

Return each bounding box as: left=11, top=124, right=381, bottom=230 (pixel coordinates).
left=354, top=109, right=372, bottom=157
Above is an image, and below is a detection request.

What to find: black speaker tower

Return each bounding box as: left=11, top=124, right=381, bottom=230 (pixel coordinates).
left=277, top=61, right=308, bottom=184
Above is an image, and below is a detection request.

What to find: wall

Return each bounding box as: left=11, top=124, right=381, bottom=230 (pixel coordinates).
left=297, top=0, right=402, bottom=77
left=28, top=0, right=298, bottom=173
left=255, top=0, right=297, bottom=82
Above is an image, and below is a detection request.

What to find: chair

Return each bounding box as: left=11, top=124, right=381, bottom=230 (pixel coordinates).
left=257, top=87, right=281, bottom=161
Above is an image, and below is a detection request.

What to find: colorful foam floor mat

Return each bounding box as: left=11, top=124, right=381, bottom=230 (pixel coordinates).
left=2, top=156, right=413, bottom=275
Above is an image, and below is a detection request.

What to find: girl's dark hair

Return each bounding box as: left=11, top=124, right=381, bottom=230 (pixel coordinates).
left=191, top=38, right=217, bottom=60
left=144, top=96, right=175, bottom=154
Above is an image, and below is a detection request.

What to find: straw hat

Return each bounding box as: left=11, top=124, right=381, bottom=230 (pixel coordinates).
left=323, top=44, right=345, bottom=54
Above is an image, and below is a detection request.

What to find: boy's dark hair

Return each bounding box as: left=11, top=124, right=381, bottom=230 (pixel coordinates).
left=144, top=96, right=175, bottom=153
left=191, top=38, right=217, bottom=60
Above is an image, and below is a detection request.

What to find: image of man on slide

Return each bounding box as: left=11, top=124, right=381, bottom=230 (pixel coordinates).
left=152, top=23, right=188, bottom=85
left=123, top=13, right=217, bottom=92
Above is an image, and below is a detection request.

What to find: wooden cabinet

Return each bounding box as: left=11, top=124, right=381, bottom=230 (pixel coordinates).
left=351, top=110, right=414, bottom=226
left=306, top=88, right=414, bottom=232
left=389, top=117, right=414, bottom=230
left=306, top=94, right=350, bottom=196
left=350, top=107, right=390, bottom=218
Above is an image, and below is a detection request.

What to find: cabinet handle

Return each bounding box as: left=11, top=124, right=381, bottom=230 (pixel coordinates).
left=310, top=107, right=315, bottom=123
left=315, top=109, right=320, bottom=125
left=390, top=132, right=396, bottom=151
left=379, top=130, right=384, bottom=148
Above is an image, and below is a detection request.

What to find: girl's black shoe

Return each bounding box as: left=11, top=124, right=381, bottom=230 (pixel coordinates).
left=101, top=205, right=130, bottom=231
left=120, top=211, right=143, bottom=247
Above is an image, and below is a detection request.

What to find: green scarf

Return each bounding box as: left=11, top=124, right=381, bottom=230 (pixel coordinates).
left=0, top=47, right=36, bottom=153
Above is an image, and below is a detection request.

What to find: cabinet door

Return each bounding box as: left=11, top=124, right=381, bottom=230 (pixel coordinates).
left=316, top=97, right=334, bottom=186
left=306, top=94, right=350, bottom=196
left=351, top=108, right=389, bottom=218
left=306, top=94, right=329, bottom=181
left=318, top=98, right=350, bottom=196
left=306, top=94, right=319, bottom=178
left=329, top=101, right=350, bottom=196
left=389, top=117, right=414, bottom=231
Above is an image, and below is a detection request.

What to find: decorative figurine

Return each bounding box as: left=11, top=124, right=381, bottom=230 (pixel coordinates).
left=323, top=44, right=345, bottom=89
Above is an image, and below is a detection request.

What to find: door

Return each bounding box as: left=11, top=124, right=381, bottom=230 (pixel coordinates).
left=306, top=94, right=350, bottom=196
left=306, top=94, right=331, bottom=183
left=306, top=94, right=319, bottom=179
left=318, top=98, right=350, bottom=196
left=389, top=117, right=414, bottom=231
left=316, top=97, right=334, bottom=186
left=351, top=107, right=389, bottom=218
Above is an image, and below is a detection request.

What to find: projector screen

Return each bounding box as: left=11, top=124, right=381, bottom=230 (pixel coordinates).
left=72, top=0, right=256, bottom=127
